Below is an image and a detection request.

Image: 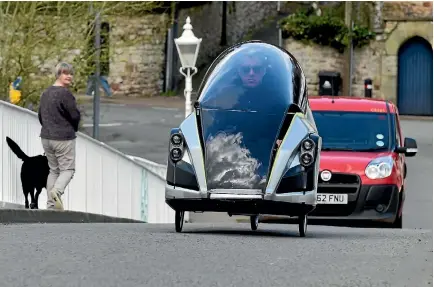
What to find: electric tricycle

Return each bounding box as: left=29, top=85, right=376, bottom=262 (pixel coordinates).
left=165, top=40, right=322, bottom=237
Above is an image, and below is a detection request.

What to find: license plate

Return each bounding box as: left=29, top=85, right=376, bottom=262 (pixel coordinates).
left=316, top=193, right=348, bottom=204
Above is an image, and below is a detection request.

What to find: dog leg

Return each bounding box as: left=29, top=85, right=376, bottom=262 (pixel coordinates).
left=34, top=188, right=43, bottom=209
left=23, top=187, right=30, bottom=209
left=21, top=175, right=30, bottom=209
left=22, top=180, right=33, bottom=209
left=29, top=186, right=37, bottom=209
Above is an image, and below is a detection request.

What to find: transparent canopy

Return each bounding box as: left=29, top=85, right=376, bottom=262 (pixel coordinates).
left=195, top=41, right=308, bottom=191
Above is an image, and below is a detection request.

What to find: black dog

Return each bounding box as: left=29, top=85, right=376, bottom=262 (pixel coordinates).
left=5, top=136, right=49, bottom=209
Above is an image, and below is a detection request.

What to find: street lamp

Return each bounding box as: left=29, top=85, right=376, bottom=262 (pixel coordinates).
left=174, top=16, right=202, bottom=118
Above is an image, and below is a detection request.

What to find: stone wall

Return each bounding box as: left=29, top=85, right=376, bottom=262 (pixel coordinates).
left=383, top=1, right=432, bottom=20
left=108, top=14, right=169, bottom=97
left=284, top=39, right=382, bottom=98
left=177, top=1, right=279, bottom=70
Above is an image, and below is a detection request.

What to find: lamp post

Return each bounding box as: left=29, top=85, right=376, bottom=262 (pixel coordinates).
left=174, top=17, right=202, bottom=118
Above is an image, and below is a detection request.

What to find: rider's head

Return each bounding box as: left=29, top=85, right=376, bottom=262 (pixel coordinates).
left=237, top=51, right=266, bottom=88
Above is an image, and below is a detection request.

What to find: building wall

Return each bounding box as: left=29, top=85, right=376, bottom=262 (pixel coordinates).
left=108, top=1, right=279, bottom=97
left=9, top=14, right=170, bottom=99
left=284, top=1, right=433, bottom=105
left=18, top=2, right=281, bottom=99
left=177, top=1, right=279, bottom=70
left=24, top=1, right=430, bottom=100
left=379, top=1, right=433, bottom=105
left=383, top=1, right=432, bottom=20
left=284, top=39, right=382, bottom=97
left=108, top=14, right=169, bottom=97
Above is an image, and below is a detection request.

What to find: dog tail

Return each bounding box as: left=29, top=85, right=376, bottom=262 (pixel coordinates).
left=5, top=137, right=29, bottom=161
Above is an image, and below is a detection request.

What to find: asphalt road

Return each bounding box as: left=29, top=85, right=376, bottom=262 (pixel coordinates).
left=0, top=223, right=431, bottom=287
left=79, top=103, right=433, bottom=227
left=80, top=102, right=184, bottom=164
left=399, top=119, right=433, bottom=230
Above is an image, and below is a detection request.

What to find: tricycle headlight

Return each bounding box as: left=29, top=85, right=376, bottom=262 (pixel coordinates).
left=365, top=156, right=393, bottom=179
left=171, top=148, right=182, bottom=160
left=171, top=134, right=182, bottom=145
left=301, top=138, right=315, bottom=151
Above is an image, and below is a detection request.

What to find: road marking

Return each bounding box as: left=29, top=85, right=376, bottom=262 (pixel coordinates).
left=101, top=103, right=126, bottom=107
left=82, top=123, right=123, bottom=127
left=152, top=106, right=179, bottom=111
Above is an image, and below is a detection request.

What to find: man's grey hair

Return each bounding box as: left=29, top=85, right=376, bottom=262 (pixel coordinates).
left=55, top=62, right=74, bottom=79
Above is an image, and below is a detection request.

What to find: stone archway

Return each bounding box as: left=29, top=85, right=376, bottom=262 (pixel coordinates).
left=380, top=21, right=433, bottom=105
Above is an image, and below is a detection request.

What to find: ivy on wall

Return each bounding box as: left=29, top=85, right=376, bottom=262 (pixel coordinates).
left=280, top=5, right=375, bottom=53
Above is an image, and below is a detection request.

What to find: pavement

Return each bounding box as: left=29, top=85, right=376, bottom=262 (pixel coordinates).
left=0, top=209, right=143, bottom=223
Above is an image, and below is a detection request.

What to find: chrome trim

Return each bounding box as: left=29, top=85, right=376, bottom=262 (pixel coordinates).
left=210, top=194, right=263, bottom=200
left=266, top=115, right=310, bottom=195
left=179, top=114, right=208, bottom=193
left=264, top=190, right=316, bottom=205
left=165, top=183, right=206, bottom=199
left=167, top=183, right=316, bottom=205
left=209, top=189, right=262, bottom=195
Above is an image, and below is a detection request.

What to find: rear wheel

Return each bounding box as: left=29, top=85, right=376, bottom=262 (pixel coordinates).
left=175, top=210, right=185, bottom=233
left=298, top=214, right=307, bottom=237
left=250, top=215, right=259, bottom=231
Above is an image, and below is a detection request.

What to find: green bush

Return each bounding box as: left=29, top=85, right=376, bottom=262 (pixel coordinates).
left=280, top=7, right=375, bottom=53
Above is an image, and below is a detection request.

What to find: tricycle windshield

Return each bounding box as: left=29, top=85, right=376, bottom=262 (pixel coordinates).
left=196, top=42, right=307, bottom=191
left=198, top=42, right=305, bottom=112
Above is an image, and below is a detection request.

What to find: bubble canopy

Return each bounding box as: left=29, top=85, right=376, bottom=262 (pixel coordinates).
left=197, top=41, right=307, bottom=113
left=193, top=41, right=309, bottom=191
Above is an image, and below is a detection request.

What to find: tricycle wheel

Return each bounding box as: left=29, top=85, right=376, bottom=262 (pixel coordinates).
left=250, top=215, right=259, bottom=231
left=175, top=210, right=185, bottom=233
left=298, top=214, right=307, bottom=237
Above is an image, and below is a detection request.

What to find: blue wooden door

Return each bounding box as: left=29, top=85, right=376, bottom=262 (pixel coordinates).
left=398, top=36, right=433, bottom=116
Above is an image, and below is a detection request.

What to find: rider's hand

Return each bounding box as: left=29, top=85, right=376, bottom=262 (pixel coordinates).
left=276, top=139, right=282, bottom=147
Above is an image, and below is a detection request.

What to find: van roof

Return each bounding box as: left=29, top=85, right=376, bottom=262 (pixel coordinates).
left=308, top=96, right=397, bottom=114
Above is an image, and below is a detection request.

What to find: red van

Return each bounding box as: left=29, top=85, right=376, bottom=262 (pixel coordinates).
left=308, top=96, right=418, bottom=228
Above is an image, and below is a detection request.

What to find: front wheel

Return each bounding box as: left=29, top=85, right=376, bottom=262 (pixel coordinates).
left=298, top=214, right=307, bottom=237
left=250, top=215, right=259, bottom=231
left=393, top=189, right=404, bottom=229
left=175, top=210, right=185, bottom=233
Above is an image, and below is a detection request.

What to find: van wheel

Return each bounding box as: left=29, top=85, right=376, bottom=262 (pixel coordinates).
left=393, top=214, right=402, bottom=229
left=250, top=215, right=259, bottom=231
left=393, top=189, right=404, bottom=229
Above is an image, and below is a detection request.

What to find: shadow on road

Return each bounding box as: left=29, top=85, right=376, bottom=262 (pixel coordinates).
left=259, top=218, right=401, bottom=229
left=178, top=225, right=379, bottom=239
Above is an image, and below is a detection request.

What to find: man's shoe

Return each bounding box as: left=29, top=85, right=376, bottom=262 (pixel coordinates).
left=50, top=189, right=64, bottom=210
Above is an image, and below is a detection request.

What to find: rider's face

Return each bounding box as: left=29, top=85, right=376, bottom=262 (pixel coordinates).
left=238, top=57, right=265, bottom=88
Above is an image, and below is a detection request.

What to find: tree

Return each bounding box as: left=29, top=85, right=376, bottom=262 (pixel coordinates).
left=0, top=1, right=168, bottom=111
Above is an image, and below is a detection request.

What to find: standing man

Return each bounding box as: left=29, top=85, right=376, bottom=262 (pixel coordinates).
left=38, top=62, right=81, bottom=210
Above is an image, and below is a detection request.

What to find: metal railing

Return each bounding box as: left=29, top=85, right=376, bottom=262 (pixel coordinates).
left=0, top=100, right=174, bottom=223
